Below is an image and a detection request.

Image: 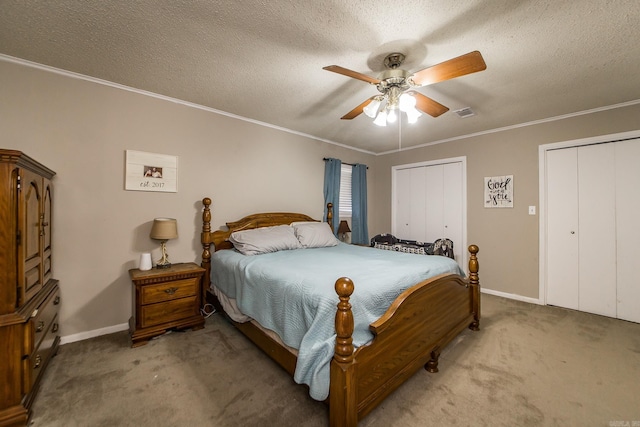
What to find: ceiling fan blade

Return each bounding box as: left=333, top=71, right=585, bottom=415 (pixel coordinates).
left=323, top=65, right=381, bottom=85
left=340, top=97, right=376, bottom=120
left=410, top=51, right=487, bottom=86
left=412, top=92, right=449, bottom=117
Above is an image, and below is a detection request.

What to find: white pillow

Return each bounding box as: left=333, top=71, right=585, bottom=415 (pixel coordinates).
left=293, top=222, right=339, bottom=248
left=290, top=221, right=318, bottom=226
left=229, top=225, right=302, bottom=255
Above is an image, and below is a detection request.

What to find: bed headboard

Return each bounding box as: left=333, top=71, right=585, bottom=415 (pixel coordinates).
left=200, top=197, right=334, bottom=299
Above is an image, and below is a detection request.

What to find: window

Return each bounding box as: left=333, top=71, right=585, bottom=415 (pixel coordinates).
left=339, top=164, right=352, bottom=217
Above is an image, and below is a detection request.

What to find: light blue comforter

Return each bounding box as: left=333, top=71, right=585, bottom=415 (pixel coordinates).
left=211, top=242, right=463, bottom=400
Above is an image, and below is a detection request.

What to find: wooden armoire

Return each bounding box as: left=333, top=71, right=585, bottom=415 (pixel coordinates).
left=0, top=150, right=60, bottom=426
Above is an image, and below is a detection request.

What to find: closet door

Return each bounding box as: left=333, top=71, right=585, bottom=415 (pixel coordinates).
left=546, top=148, right=579, bottom=310
left=443, top=162, right=463, bottom=261
left=615, top=140, right=640, bottom=323
left=394, top=167, right=426, bottom=241
left=394, top=160, right=464, bottom=267
left=424, top=165, right=444, bottom=243
left=577, top=144, right=616, bottom=317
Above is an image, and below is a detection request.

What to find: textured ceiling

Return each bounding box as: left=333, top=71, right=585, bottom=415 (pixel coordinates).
left=1, top=1, right=639, bottom=154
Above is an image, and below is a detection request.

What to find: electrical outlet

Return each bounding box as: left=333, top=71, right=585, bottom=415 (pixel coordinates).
left=529, top=206, right=536, bottom=215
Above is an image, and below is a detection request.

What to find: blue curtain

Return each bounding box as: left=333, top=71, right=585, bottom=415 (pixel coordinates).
left=351, top=163, right=369, bottom=245
left=323, top=158, right=341, bottom=234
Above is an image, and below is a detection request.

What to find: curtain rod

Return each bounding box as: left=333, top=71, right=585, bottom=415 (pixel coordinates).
left=322, top=158, right=368, bottom=169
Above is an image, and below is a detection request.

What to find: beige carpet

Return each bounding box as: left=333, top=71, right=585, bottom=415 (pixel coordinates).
left=30, top=294, right=640, bottom=426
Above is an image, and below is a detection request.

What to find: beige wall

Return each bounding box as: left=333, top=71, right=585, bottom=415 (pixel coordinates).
left=372, top=103, right=640, bottom=299
left=0, top=59, right=375, bottom=339
left=3, top=56, right=639, bottom=339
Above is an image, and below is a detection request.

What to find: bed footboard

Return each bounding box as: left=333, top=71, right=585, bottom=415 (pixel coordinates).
left=330, top=246, right=480, bottom=426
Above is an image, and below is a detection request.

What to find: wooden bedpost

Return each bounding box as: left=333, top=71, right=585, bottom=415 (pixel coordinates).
left=468, top=244, right=480, bottom=331
left=327, top=202, right=334, bottom=233
left=330, top=277, right=357, bottom=427
left=201, top=197, right=212, bottom=307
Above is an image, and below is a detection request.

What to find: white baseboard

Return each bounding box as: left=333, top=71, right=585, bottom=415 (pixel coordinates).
left=60, top=322, right=129, bottom=345
left=481, top=287, right=543, bottom=305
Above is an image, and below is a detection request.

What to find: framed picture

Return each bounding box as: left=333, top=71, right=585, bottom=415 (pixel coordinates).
left=484, top=175, right=513, bottom=208
left=125, top=150, right=178, bottom=192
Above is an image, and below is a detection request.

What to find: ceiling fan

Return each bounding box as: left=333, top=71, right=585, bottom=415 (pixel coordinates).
left=323, top=50, right=486, bottom=125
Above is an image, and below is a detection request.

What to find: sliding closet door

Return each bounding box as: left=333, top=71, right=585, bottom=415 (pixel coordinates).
left=577, top=144, right=617, bottom=317
left=615, top=140, right=640, bottom=323
left=546, top=148, right=579, bottom=310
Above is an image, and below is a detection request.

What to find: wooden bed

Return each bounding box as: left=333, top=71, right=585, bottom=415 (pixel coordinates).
left=200, top=197, right=480, bottom=426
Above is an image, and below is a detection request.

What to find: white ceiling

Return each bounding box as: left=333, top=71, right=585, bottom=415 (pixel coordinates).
left=1, top=1, right=639, bottom=154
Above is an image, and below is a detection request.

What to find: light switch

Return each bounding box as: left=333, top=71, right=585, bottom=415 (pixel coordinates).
left=528, top=206, right=536, bottom=215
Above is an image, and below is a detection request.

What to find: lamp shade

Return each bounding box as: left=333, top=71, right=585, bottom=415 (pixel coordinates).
left=150, top=218, right=178, bottom=240
left=337, top=220, right=351, bottom=234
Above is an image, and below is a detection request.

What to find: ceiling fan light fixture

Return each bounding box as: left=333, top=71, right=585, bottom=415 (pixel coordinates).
left=386, top=108, right=398, bottom=123
left=406, top=107, right=422, bottom=124
left=373, top=110, right=387, bottom=126
left=363, top=97, right=382, bottom=118
left=398, top=92, right=416, bottom=112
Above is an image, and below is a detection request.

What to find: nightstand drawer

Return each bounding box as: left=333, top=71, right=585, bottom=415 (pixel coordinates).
left=140, top=278, right=198, bottom=305
left=140, top=296, right=198, bottom=328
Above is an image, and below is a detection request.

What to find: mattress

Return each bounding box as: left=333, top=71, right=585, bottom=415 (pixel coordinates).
left=210, top=242, right=463, bottom=400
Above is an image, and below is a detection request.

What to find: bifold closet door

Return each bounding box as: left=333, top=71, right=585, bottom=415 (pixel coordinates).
left=546, top=148, right=580, bottom=310
left=424, top=165, right=445, bottom=243
left=395, top=167, right=427, bottom=241
left=547, top=143, right=619, bottom=318
left=615, top=140, right=640, bottom=323
left=395, top=162, right=464, bottom=266
left=442, top=162, right=463, bottom=262
left=577, top=144, right=616, bottom=318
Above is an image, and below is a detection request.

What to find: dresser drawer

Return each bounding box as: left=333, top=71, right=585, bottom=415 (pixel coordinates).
left=29, top=286, right=60, bottom=352
left=28, top=313, right=59, bottom=387
left=140, top=278, right=198, bottom=305
left=140, top=296, right=198, bottom=328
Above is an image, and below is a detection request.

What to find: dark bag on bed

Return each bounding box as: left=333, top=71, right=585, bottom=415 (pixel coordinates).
left=433, top=238, right=454, bottom=259
left=370, top=233, right=398, bottom=247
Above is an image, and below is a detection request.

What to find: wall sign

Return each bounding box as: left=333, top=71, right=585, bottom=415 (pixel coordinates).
left=484, top=175, right=513, bottom=208
left=125, top=150, right=178, bottom=192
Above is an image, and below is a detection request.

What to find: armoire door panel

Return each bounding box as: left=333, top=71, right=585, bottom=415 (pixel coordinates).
left=43, top=179, right=53, bottom=283
left=577, top=144, right=617, bottom=317
left=546, top=148, right=579, bottom=310
left=20, top=169, right=44, bottom=303
left=615, top=139, right=640, bottom=323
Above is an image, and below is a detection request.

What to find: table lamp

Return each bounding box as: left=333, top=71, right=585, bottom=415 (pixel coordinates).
left=150, top=218, right=178, bottom=268
left=337, top=220, right=351, bottom=243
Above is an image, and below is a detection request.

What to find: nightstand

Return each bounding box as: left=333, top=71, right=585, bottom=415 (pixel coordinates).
left=129, top=262, right=205, bottom=347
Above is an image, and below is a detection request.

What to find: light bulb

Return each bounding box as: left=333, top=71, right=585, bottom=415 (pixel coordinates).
left=399, top=93, right=416, bottom=112
left=406, top=107, right=422, bottom=124
left=363, top=98, right=382, bottom=118
left=373, top=110, right=387, bottom=126
left=387, top=109, right=397, bottom=123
